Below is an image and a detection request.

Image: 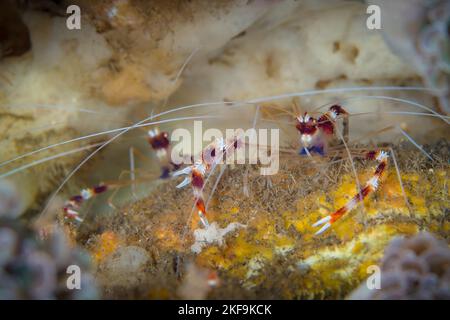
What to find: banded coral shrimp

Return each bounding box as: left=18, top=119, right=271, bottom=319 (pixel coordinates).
left=0, top=83, right=448, bottom=298
left=4, top=86, right=438, bottom=220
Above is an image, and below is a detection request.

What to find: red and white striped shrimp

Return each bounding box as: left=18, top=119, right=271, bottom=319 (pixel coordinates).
left=312, top=149, right=389, bottom=235
left=147, top=127, right=180, bottom=178
left=63, top=184, right=108, bottom=222
left=173, top=133, right=243, bottom=227
left=61, top=126, right=178, bottom=222
left=294, top=104, right=390, bottom=234
left=295, top=104, right=349, bottom=156
left=0, top=86, right=447, bottom=235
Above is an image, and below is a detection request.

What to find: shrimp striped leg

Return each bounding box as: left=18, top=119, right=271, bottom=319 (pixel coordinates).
left=192, top=166, right=210, bottom=228
left=63, top=184, right=108, bottom=222
left=317, top=104, right=349, bottom=136
left=173, top=134, right=242, bottom=228
left=63, top=128, right=175, bottom=222
left=312, top=150, right=389, bottom=235
left=174, top=161, right=210, bottom=228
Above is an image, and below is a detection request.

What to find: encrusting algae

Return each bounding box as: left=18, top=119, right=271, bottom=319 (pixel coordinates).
left=68, top=142, right=448, bottom=299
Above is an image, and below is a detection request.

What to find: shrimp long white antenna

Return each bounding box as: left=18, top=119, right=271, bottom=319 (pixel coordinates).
left=3, top=103, right=117, bottom=115
left=351, top=96, right=449, bottom=124
left=398, top=127, right=434, bottom=161
left=334, top=121, right=363, bottom=201
left=172, top=47, right=200, bottom=84
left=247, top=86, right=438, bottom=104
left=35, top=114, right=222, bottom=221
left=313, top=95, right=449, bottom=125
left=7, top=107, right=445, bottom=175
left=393, top=112, right=450, bottom=119
left=160, top=47, right=200, bottom=110
left=1, top=87, right=442, bottom=170
left=263, top=111, right=450, bottom=126
left=0, top=142, right=104, bottom=179
left=355, top=95, right=449, bottom=125
left=151, top=86, right=438, bottom=123
left=2, top=108, right=445, bottom=180
left=205, top=165, right=227, bottom=211
left=37, top=107, right=158, bottom=220
left=389, top=147, right=412, bottom=214
left=0, top=115, right=221, bottom=171
left=349, top=111, right=450, bottom=119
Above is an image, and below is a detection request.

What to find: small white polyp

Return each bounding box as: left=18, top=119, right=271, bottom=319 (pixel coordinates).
left=191, top=222, right=246, bottom=254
